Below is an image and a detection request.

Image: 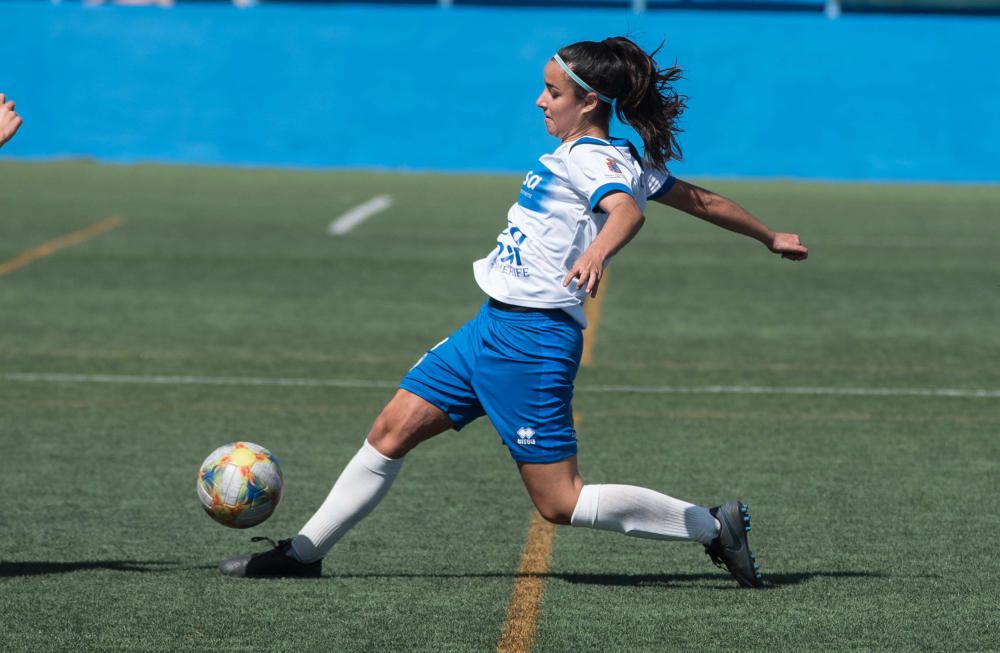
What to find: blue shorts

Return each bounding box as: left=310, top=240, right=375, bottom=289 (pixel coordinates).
left=400, top=300, right=583, bottom=464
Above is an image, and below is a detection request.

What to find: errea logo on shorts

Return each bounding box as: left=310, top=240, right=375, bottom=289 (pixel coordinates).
left=516, top=427, right=536, bottom=445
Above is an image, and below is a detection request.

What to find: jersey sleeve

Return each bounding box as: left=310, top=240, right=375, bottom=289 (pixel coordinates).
left=565, top=144, right=639, bottom=212
left=644, top=166, right=677, bottom=201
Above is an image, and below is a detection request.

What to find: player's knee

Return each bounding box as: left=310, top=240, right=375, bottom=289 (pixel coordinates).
left=523, top=466, right=584, bottom=526
left=367, top=411, right=410, bottom=457
left=534, top=501, right=575, bottom=525
left=366, top=391, right=452, bottom=458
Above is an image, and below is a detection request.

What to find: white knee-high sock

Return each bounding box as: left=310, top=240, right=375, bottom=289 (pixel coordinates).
left=289, top=440, right=403, bottom=563
left=569, top=484, right=720, bottom=546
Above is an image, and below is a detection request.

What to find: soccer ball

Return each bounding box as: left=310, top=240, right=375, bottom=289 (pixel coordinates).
left=197, top=441, right=284, bottom=528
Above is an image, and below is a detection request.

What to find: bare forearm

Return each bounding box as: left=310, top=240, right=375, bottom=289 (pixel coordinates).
left=664, top=181, right=772, bottom=244
left=563, top=192, right=646, bottom=297
left=658, top=178, right=809, bottom=261
left=587, top=201, right=645, bottom=262
left=696, top=195, right=773, bottom=244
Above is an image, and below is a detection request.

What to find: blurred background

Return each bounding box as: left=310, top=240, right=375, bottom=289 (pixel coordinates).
left=3, top=0, right=998, bottom=181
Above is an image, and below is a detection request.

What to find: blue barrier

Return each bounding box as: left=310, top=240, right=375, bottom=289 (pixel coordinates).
left=1, top=2, right=998, bottom=181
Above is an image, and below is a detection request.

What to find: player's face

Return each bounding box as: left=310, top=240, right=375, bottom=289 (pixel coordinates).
left=536, top=60, right=592, bottom=141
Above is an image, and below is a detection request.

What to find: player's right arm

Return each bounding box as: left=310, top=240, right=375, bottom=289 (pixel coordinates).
left=0, top=94, right=23, bottom=149
left=563, top=190, right=645, bottom=298
left=654, top=177, right=808, bottom=261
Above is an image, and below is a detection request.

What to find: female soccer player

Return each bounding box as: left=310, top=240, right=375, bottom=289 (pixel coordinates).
left=221, top=37, right=808, bottom=588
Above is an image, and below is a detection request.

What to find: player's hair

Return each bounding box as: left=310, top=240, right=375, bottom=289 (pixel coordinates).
left=556, top=36, right=685, bottom=171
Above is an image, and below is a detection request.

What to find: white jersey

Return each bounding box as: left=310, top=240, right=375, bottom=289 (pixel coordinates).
left=473, top=136, right=675, bottom=327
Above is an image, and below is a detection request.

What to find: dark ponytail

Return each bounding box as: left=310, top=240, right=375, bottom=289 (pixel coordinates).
left=556, top=36, right=685, bottom=171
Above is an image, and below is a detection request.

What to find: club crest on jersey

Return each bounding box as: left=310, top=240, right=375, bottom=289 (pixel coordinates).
left=606, top=158, right=623, bottom=174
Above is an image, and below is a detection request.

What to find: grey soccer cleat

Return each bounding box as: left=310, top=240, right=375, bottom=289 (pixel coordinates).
left=219, top=537, right=321, bottom=578
left=705, top=501, right=763, bottom=588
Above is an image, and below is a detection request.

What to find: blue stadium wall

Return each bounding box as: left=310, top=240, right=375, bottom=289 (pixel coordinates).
left=2, top=2, right=998, bottom=181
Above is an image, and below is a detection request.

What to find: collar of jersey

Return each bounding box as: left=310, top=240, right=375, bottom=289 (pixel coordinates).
left=569, top=135, right=632, bottom=149
left=567, top=136, right=642, bottom=164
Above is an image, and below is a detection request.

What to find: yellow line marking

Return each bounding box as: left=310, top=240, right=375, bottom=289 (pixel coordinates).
left=496, top=512, right=557, bottom=653
left=496, top=286, right=605, bottom=652
left=580, top=269, right=610, bottom=367
left=0, top=216, right=124, bottom=277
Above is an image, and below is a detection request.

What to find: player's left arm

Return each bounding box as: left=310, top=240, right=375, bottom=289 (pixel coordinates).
left=656, top=178, right=808, bottom=261
left=563, top=191, right=644, bottom=298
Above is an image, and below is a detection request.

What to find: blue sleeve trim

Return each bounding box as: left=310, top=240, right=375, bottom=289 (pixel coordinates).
left=608, top=137, right=642, bottom=162
left=648, top=174, right=677, bottom=201
left=590, top=182, right=633, bottom=211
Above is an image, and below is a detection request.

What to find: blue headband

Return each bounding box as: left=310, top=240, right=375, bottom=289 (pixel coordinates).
left=553, top=53, right=613, bottom=104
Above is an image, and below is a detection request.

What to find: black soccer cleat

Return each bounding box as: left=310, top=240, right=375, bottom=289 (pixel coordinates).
left=705, top=501, right=764, bottom=588
left=219, top=537, right=322, bottom=578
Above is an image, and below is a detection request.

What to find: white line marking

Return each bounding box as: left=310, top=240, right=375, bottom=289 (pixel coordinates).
left=328, top=195, right=393, bottom=236
left=2, top=373, right=998, bottom=399
left=581, top=383, right=1000, bottom=399
left=0, top=372, right=396, bottom=390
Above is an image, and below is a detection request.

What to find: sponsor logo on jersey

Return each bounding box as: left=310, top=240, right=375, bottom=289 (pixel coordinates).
left=492, top=222, right=531, bottom=278
left=518, top=165, right=555, bottom=212
left=606, top=158, right=623, bottom=174
left=524, top=172, right=544, bottom=189
left=516, top=427, right=536, bottom=446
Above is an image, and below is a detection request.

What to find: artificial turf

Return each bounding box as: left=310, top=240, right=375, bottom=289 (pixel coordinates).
left=0, top=160, right=997, bottom=651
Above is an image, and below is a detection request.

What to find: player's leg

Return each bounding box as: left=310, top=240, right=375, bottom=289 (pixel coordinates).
left=365, top=388, right=455, bottom=457
left=288, top=389, right=453, bottom=563
left=220, top=312, right=488, bottom=577
left=219, top=390, right=453, bottom=577
left=474, top=306, right=720, bottom=541
left=515, top=456, right=583, bottom=524
left=519, top=458, right=762, bottom=587
left=518, top=456, right=720, bottom=542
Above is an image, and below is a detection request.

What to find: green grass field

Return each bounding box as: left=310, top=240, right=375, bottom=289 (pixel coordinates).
left=1, top=160, right=998, bottom=652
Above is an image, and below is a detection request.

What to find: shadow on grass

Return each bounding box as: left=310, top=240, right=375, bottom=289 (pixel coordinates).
left=326, top=569, right=886, bottom=589
left=551, top=570, right=887, bottom=588
left=0, top=561, right=177, bottom=577
left=760, top=570, right=888, bottom=587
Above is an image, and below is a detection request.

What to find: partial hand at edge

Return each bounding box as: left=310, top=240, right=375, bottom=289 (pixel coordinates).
left=0, top=93, right=23, bottom=148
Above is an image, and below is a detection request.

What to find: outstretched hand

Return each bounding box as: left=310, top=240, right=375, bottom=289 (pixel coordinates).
left=0, top=93, right=23, bottom=148
left=768, top=232, right=808, bottom=261
left=563, top=248, right=605, bottom=298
